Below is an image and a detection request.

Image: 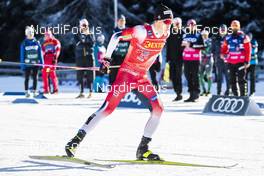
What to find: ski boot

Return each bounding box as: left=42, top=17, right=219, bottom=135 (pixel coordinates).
left=65, top=129, right=86, bottom=157
left=136, top=136, right=162, bottom=161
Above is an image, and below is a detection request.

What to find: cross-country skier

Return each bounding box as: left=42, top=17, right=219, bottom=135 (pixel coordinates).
left=221, top=20, right=251, bottom=96
left=20, top=26, right=43, bottom=97
left=41, top=30, right=61, bottom=94
left=65, top=4, right=173, bottom=161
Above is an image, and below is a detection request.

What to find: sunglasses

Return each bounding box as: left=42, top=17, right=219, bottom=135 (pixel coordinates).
left=163, top=19, right=172, bottom=25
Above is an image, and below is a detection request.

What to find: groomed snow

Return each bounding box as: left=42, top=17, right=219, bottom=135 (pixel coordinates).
left=0, top=76, right=263, bottom=176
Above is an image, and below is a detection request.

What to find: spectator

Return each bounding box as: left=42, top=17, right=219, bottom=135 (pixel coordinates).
left=182, top=19, right=205, bottom=102
left=41, top=29, right=61, bottom=94
left=75, top=18, right=95, bottom=98
left=212, top=24, right=230, bottom=95
left=94, top=34, right=106, bottom=92
left=199, top=30, right=213, bottom=96
left=247, top=32, right=258, bottom=96
left=20, top=26, right=43, bottom=97
left=221, top=20, right=251, bottom=96
left=166, top=17, right=184, bottom=101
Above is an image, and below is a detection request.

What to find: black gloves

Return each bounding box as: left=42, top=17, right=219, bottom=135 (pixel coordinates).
left=99, top=57, right=112, bottom=74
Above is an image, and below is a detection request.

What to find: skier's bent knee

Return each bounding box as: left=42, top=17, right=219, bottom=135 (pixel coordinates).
left=153, top=104, right=164, bottom=117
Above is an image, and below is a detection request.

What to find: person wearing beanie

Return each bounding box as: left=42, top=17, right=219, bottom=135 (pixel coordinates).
left=20, top=26, right=43, bottom=97
left=65, top=4, right=173, bottom=161
left=75, top=18, right=95, bottom=98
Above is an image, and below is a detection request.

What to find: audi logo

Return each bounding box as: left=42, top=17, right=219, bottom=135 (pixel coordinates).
left=211, top=97, right=245, bottom=113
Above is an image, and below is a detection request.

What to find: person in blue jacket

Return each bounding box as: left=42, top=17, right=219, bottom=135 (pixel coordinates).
left=20, top=26, right=43, bottom=97
left=93, top=34, right=106, bottom=92
left=247, top=33, right=258, bottom=96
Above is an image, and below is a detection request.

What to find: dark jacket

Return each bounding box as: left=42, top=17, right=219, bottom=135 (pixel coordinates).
left=74, top=32, right=95, bottom=66
left=211, top=34, right=226, bottom=66
left=166, top=28, right=184, bottom=63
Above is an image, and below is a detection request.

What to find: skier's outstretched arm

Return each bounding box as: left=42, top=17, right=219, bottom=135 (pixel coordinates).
left=105, top=25, right=146, bottom=59
left=105, top=31, right=123, bottom=59
left=105, top=27, right=134, bottom=59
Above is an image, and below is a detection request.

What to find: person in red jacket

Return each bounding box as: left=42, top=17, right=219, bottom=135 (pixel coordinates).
left=41, top=30, right=61, bottom=94
left=65, top=4, right=173, bottom=161
left=221, top=20, right=251, bottom=96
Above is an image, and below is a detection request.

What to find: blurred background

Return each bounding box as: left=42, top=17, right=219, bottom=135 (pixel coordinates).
left=0, top=0, right=263, bottom=63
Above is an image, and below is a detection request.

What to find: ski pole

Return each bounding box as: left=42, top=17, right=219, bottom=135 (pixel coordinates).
left=0, top=60, right=120, bottom=71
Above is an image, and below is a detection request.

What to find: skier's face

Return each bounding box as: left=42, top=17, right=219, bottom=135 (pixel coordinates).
left=156, top=19, right=172, bottom=33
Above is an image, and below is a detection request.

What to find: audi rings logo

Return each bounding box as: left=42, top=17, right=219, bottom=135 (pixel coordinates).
left=211, top=97, right=245, bottom=113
